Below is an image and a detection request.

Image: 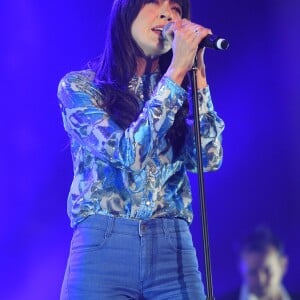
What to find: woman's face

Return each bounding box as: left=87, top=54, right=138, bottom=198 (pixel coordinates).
left=131, top=0, right=183, bottom=58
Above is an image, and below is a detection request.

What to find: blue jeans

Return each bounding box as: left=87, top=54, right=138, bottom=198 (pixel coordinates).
left=60, top=214, right=206, bottom=300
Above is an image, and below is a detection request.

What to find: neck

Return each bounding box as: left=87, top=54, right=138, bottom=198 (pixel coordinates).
left=136, top=56, right=159, bottom=76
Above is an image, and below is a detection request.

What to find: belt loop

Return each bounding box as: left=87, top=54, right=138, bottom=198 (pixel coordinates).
left=105, top=216, right=114, bottom=238
left=162, top=218, right=169, bottom=236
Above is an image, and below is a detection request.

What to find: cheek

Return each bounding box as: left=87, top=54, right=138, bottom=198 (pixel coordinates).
left=131, top=21, right=142, bottom=44
left=269, top=271, right=283, bottom=285
left=131, top=13, right=150, bottom=41
left=172, top=14, right=183, bottom=22
left=131, top=26, right=137, bottom=43
left=268, top=262, right=285, bottom=284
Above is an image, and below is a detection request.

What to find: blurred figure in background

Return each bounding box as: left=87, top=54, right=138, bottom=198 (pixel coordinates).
left=220, top=226, right=298, bottom=300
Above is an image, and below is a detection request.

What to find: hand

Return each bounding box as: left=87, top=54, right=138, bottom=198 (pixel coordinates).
left=165, top=19, right=212, bottom=86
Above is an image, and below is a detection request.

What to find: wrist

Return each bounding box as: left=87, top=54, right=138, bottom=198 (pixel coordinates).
left=196, top=66, right=208, bottom=89
left=165, top=67, right=188, bottom=86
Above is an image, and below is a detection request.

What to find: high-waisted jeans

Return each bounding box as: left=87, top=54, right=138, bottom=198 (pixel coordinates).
left=60, top=214, right=205, bottom=300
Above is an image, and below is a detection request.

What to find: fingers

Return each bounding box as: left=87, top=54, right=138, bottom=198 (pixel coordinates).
left=172, top=19, right=212, bottom=45
left=166, top=19, right=211, bottom=78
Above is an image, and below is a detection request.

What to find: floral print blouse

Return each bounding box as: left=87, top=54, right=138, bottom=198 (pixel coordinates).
left=57, top=69, right=224, bottom=228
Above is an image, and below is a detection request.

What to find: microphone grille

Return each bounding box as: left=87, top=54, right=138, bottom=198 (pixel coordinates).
left=162, top=22, right=174, bottom=40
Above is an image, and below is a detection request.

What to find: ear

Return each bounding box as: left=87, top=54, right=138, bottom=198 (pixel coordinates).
left=280, top=255, right=288, bottom=275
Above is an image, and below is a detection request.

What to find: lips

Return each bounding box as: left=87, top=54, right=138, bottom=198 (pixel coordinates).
left=151, top=26, right=164, bottom=40
left=152, top=27, right=163, bottom=32
left=151, top=26, right=164, bottom=33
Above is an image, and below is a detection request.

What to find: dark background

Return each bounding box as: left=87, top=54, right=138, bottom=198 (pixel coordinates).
left=1, top=0, right=299, bottom=299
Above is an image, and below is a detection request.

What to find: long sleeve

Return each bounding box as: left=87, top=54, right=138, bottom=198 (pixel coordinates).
left=183, top=86, right=225, bottom=172
left=57, top=70, right=187, bottom=172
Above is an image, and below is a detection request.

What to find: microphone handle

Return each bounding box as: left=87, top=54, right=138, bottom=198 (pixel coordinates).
left=162, top=22, right=229, bottom=51
left=199, top=34, right=229, bottom=50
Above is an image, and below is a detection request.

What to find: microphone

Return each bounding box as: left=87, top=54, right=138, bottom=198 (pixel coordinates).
left=162, top=22, right=229, bottom=50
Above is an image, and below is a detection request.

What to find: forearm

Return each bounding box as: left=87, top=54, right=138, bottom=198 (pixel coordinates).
left=182, top=86, right=225, bottom=172
left=58, top=71, right=187, bottom=172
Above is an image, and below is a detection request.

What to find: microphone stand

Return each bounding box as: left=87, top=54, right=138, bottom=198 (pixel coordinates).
left=190, top=57, right=215, bottom=300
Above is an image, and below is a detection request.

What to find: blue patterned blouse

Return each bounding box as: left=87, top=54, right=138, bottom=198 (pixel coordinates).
left=58, top=69, right=225, bottom=228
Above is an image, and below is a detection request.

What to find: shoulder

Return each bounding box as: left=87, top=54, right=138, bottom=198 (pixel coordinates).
left=57, top=69, right=103, bottom=107
left=58, top=69, right=96, bottom=89
left=57, top=69, right=103, bottom=106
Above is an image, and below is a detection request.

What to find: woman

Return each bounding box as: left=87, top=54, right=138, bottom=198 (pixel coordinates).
left=58, top=0, right=225, bottom=299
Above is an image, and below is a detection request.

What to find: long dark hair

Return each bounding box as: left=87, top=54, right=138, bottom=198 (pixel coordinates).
left=91, top=0, right=191, bottom=158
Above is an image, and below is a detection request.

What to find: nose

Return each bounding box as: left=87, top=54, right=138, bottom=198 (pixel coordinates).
left=159, top=3, right=173, bottom=22
left=159, top=12, right=172, bottom=22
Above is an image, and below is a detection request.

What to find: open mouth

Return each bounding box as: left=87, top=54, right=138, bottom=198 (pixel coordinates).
left=151, top=27, right=163, bottom=34
left=151, top=27, right=164, bottom=40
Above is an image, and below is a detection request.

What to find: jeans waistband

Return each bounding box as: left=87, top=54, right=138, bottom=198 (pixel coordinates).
left=75, top=213, right=189, bottom=236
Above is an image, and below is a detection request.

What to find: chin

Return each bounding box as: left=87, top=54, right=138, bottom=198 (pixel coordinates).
left=150, top=41, right=171, bottom=57
left=144, top=48, right=170, bottom=59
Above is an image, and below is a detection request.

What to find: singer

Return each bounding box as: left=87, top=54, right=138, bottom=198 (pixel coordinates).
left=58, top=0, right=225, bottom=299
